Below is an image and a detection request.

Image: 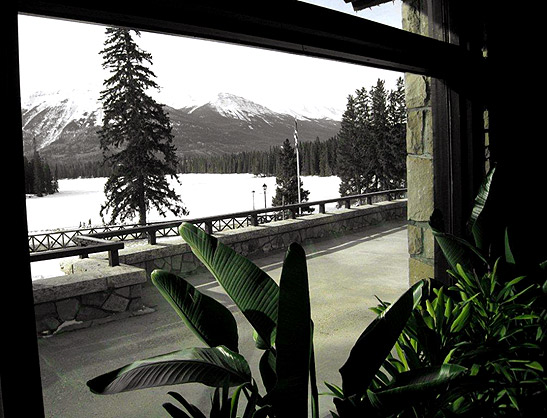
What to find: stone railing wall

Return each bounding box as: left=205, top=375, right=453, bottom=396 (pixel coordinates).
left=33, top=200, right=406, bottom=335
left=118, top=200, right=407, bottom=279
left=33, top=262, right=149, bottom=336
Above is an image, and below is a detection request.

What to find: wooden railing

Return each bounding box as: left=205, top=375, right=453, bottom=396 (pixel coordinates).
left=29, top=236, right=124, bottom=267
left=28, top=188, right=406, bottom=264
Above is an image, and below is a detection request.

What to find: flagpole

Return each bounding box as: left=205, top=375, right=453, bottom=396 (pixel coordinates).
left=294, top=118, right=301, bottom=213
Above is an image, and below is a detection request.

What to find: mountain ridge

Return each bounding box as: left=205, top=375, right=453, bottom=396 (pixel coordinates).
left=21, top=89, right=341, bottom=164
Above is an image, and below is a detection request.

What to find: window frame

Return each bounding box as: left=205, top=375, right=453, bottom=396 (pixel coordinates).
left=2, top=1, right=484, bottom=416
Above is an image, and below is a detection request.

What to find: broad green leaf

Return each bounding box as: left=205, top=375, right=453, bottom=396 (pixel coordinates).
left=258, top=349, right=277, bottom=392
left=87, top=346, right=251, bottom=395
left=339, top=280, right=425, bottom=397
left=431, top=226, right=488, bottom=274
left=179, top=222, right=279, bottom=347
left=269, top=243, right=312, bottom=416
left=366, top=364, right=468, bottom=415
left=504, top=228, right=516, bottom=265
left=162, top=402, right=195, bottom=418
left=151, top=269, right=238, bottom=352
left=165, top=391, right=206, bottom=418
left=525, top=361, right=544, bottom=372
left=310, top=325, right=319, bottom=418
left=323, top=382, right=344, bottom=399
left=469, top=165, right=496, bottom=251
left=450, top=302, right=472, bottom=333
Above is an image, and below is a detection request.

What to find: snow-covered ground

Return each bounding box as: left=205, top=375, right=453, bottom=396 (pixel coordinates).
left=27, top=173, right=341, bottom=279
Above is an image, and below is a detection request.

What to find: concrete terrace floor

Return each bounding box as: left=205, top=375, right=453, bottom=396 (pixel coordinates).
left=36, top=219, right=409, bottom=418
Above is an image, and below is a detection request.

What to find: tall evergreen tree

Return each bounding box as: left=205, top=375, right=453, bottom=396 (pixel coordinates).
left=387, top=77, right=407, bottom=188
left=336, top=78, right=406, bottom=197
left=272, top=138, right=310, bottom=208
left=336, top=93, right=369, bottom=196
left=369, top=79, right=390, bottom=190
left=98, top=27, right=187, bottom=225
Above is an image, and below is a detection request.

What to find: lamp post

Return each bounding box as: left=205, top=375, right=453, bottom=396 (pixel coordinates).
left=252, top=190, right=255, bottom=210
left=262, top=183, right=267, bottom=208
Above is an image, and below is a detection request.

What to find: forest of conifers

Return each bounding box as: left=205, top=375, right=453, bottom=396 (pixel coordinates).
left=52, top=136, right=339, bottom=179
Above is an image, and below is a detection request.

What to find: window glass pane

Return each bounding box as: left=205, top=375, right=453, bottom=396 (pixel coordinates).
left=20, top=14, right=410, bottom=417
left=298, top=0, right=402, bottom=29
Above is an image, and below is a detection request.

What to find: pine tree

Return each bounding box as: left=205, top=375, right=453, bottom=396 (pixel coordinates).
left=98, top=27, right=187, bottom=225
left=336, top=79, right=406, bottom=197
left=31, top=138, right=45, bottom=196
left=336, top=93, right=369, bottom=196
left=272, top=138, right=310, bottom=208
left=369, top=79, right=390, bottom=190
left=387, top=77, right=407, bottom=188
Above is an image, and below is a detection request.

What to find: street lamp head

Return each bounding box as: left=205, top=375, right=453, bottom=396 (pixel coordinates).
left=263, top=183, right=267, bottom=192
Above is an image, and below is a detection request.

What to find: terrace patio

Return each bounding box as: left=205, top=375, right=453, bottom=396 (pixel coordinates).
left=36, top=219, right=408, bottom=417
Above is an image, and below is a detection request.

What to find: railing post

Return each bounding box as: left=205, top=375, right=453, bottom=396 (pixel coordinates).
left=148, top=229, right=157, bottom=245
left=109, top=249, right=119, bottom=267
left=289, top=208, right=296, bottom=219
left=204, top=221, right=213, bottom=235
left=319, top=203, right=325, bottom=214
left=345, top=199, right=351, bottom=209
left=250, top=213, right=258, bottom=226
left=79, top=241, right=88, bottom=259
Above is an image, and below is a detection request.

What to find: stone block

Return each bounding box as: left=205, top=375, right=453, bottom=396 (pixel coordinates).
left=77, top=306, right=109, bottom=322
left=406, top=110, right=424, bottom=154
left=402, top=0, right=429, bottom=39
left=423, top=226, right=435, bottom=259
left=405, top=73, right=430, bottom=109
left=407, top=156, right=434, bottom=222
left=102, top=293, right=130, bottom=313
left=128, top=298, right=143, bottom=312
left=409, top=257, right=434, bottom=285
left=34, top=301, right=56, bottom=318
left=81, top=291, right=109, bottom=307
left=115, top=286, right=131, bottom=298
left=36, top=316, right=60, bottom=334
left=32, top=282, right=57, bottom=305
left=129, top=284, right=142, bottom=298
left=56, top=298, right=80, bottom=322
left=407, top=224, right=423, bottom=255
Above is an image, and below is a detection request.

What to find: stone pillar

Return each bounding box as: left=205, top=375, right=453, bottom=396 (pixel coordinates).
left=403, top=0, right=435, bottom=285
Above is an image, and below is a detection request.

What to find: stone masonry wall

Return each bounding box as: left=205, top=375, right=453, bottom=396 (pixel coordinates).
left=403, top=0, right=435, bottom=285
left=118, top=200, right=407, bottom=280
left=34, top=200, right=406, bottom=336
left=33, top=262, right=149, bottom=336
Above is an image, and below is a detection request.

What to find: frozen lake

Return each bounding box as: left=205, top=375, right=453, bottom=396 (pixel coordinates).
left=27, top=173, right=341, bottom=278
left=26, top=174, right=341, bottom=231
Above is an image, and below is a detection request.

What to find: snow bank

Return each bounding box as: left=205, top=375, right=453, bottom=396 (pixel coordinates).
left=27, top=173, right=341, bottom=279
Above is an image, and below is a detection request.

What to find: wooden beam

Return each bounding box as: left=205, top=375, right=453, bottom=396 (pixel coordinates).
left=17, top=0, right=480, bottom=80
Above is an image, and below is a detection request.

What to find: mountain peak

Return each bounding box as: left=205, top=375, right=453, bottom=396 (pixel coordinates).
left=208, top=92, right=276, bottom=122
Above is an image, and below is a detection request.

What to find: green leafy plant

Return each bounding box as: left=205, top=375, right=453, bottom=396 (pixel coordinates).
left=88, top=222, right=318, bottom=417
left=326, top=166, right=546, bottom=417
left=326, top=279, right=470, bottom=418
left=87, top=166, right=545, bottom=417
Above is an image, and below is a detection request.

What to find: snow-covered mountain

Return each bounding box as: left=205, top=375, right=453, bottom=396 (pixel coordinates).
left=22, top=89, right=103, bottom=148
left=21, top=89, right=340, bottom=163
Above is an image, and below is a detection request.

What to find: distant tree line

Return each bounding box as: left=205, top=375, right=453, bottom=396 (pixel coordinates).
left=177, top=136, right=338, bottom=177
left=51, top=136, right=338, bottom=179
left=54, top=160, right=113, bottom=179
left=24, top=145, right=58, bottom=196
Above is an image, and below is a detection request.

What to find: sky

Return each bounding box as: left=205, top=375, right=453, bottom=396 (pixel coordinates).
left=17, top=1, right=403, bottom=117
